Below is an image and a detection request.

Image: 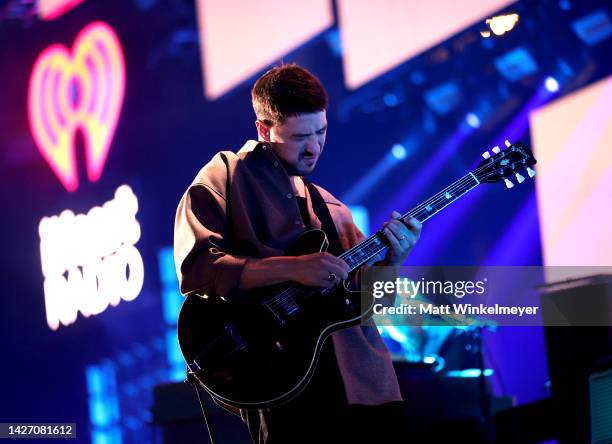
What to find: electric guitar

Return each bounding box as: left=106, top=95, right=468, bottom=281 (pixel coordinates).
left=177, top=140, right=537, bottom=411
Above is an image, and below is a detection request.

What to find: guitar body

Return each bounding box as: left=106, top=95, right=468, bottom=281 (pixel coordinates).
left=177, top=229, right=373, bottom=411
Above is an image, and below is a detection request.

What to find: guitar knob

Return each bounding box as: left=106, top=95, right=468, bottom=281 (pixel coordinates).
left=504, top=178, right=514, bottom=188
left=482, top=151, right=491, bottom=159
left=515, top=172, right=525, bottom=183
left=504, top=140, right=511, bottom=147
left=492, top=146, right=501, bottom=154
left=527, top=167, right=536, bottom=178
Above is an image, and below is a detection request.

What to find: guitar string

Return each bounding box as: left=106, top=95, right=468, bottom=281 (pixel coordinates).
left=263, top=167, right=510, bottom=312
left=262, top=163, right=526, bottom=312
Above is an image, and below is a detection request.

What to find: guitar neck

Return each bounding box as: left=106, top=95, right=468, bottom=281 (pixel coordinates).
left=339, top=172, right=480, bottom=272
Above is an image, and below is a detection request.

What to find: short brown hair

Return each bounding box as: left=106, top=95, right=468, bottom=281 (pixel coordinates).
left=251, top=63, right=328, bottom=126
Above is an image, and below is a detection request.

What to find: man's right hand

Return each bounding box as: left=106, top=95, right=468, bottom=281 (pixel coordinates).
left=238, top=253, right=350, bottom=291
left=290, top=252, right=350, bottom=288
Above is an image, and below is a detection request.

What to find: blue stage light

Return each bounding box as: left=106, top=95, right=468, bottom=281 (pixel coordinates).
left=158, top=247, right=183, bottom=324
left=324, top=29, right=343, bottom=57
left=157, top=247, right=176, bottom=284
left=466, top=112, right=481, bottom=128
left=348, top=205, right=370, bottom=236
left=544, top=76, right=560, bottom=93
left=494, top=47, right=538, bottom=82
left=383, top=93, right=399, bottom=107
left=572, top=10, right=612, bottom=46
left=86, top=367, right=104, bottom=394
left=391, top=143, right=407, bottom=160
left=410, top=71, right=425, bottom=85
left=86, top=362, right=121, bottom=443
left=380, top=326, right=408, bottom=343
left=166, top=330, right=186, bottom=382
left=446, top=368, right=494, bottom=378
left=89, top=400, right=112, bottom=427
left=341, top=139, right=413, bottom=205
left=92, top=430, right=113, bottom=444
left=162, top=288, right=183, bottom=325
left=424, top=81, right=462, bottom=115
left=423, top=355, right=436, bottom=364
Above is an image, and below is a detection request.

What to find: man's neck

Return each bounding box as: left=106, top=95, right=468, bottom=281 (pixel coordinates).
left=290, top=176, right=306, bottom=198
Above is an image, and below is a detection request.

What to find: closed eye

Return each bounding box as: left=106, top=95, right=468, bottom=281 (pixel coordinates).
left=293, top=126, right=326, bottom=140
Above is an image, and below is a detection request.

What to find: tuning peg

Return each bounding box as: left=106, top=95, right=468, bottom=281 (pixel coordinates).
left=526, top=167, right=536, bottom=178
left=515, top=172, right=525, bottom=183
left=482, top=151, right=491, bottom=159
left=504, top=140, right=511, bottom=147
left=504, top=178, right=514, bottom=188
left=492, top=146, right=501, bottom=154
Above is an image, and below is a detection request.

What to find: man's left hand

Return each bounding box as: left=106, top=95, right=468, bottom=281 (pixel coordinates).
left=380, top=212, right=422, bottom=266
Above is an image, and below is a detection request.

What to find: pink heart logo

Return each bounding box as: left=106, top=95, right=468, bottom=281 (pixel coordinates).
left=28, top=21, right=126, bottom=192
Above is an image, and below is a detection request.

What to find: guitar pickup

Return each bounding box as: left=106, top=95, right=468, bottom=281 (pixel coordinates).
left=262, top=294, right=300, bottom=326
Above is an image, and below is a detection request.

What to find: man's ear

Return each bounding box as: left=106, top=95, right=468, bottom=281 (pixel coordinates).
left=255, top=120, right=271, bottom=142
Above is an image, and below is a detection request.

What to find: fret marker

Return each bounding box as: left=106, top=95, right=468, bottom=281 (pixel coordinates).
left=444, top=192, right=452, bottom=199
left=425, top=205, right=432, bottom=212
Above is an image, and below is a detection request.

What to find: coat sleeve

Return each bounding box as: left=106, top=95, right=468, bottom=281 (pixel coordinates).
left=173, top=183, right=248, bottom=300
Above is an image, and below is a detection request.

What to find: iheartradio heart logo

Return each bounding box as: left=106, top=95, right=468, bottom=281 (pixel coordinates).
left=28, top=21, right=125, bottom=192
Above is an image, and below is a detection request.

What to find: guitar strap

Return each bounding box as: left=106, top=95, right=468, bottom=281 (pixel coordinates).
left=301, top=179, right=349, bottom=407
left=303, top=179, right=344, bottom=257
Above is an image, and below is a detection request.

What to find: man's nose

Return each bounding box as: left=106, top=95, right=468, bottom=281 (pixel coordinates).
left=305, top=138, right=321, bottom=155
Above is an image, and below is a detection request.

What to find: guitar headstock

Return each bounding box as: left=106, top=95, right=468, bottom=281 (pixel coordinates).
left=474, top=140, right=537, bottom=188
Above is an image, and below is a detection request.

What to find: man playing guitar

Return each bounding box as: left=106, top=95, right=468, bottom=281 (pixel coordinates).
left=174, top=63, right=422, bottom=443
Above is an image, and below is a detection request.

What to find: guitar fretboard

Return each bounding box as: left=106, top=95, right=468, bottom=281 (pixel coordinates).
left=339, top=172, right=480, bottom=271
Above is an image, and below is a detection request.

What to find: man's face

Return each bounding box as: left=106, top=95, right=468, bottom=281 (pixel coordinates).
left=258, top=111, right=327, bottom=176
